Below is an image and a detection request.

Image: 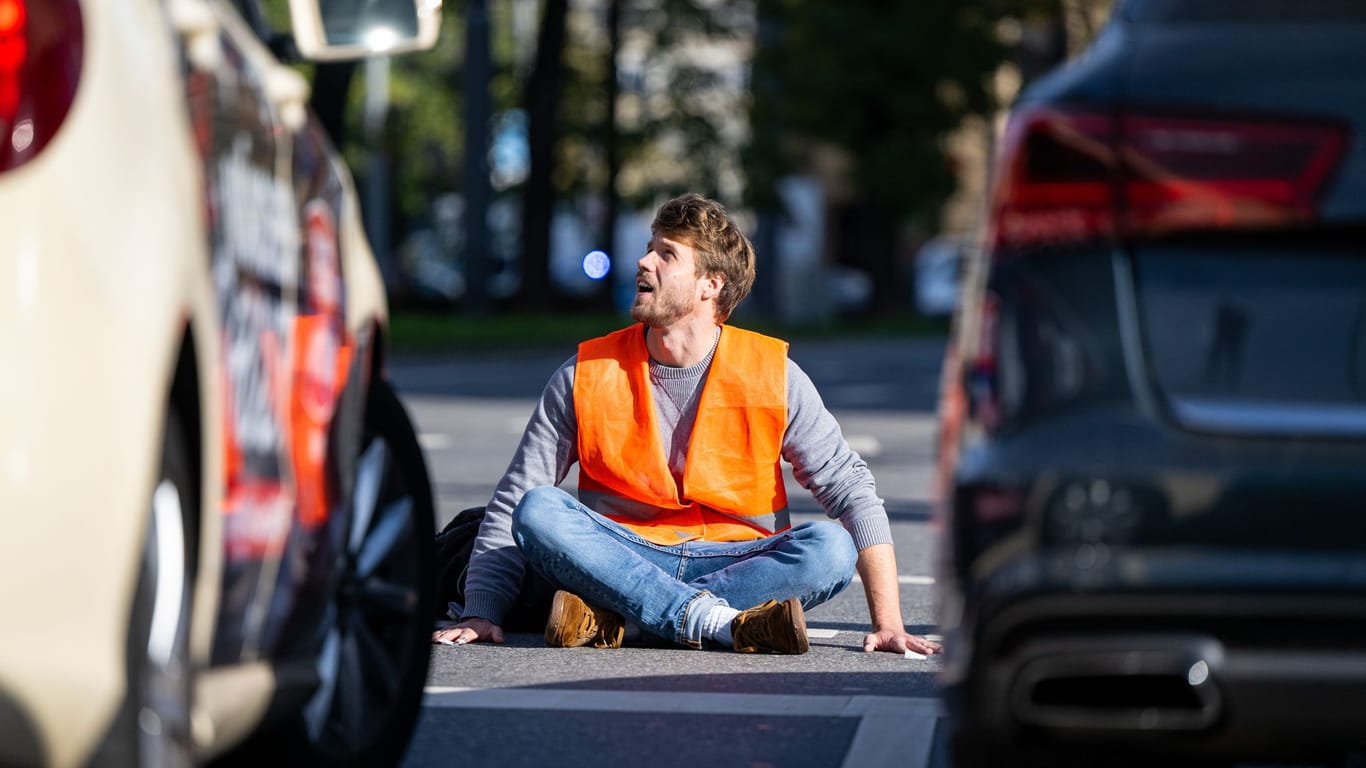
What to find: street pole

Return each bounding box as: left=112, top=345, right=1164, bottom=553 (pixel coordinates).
left=752, top=1, right=781, bottom=319
left=598, top=0, right=621, bottom=312
left=363, top=55, right=392, bottom=289
left=463, top=0, right=493, bottom=314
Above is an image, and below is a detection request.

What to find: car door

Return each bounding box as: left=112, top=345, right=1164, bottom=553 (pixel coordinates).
left=183, top=0, right=343, bottom=665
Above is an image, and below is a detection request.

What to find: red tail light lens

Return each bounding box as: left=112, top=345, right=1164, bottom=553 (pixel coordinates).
left=0, top=0, right=83, bottom=173
left=988, top=109, right=1118, bottom=251
left=1122, top=115, right=1347, bottom=235
left=0, top=0, right=26, bottom=119
left=987, top=106, right=1349, bottom=251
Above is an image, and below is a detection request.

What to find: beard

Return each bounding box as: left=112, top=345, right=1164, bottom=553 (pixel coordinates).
left=629, top=277, right=692, bottom=327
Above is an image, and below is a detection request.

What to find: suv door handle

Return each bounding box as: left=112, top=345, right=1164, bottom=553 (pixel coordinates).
left=167, top=0, right=222, bottom=70
left=263, top=66, right=311, bottom=132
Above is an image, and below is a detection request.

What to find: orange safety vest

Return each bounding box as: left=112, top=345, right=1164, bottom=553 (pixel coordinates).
left=574, top=324, right=790, bottom=545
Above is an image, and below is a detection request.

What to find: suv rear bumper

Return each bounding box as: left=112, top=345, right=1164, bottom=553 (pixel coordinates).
left=944, top=407, right=1366, bottom=761
left=946, top=590, right=1366, bottom=760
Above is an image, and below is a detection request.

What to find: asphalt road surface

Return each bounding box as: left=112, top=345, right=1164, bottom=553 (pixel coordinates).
left=387, top=333, right=952, bottom=768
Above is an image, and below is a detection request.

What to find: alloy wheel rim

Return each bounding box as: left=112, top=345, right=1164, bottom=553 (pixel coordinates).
left=303, top=437, right=421, bottom=754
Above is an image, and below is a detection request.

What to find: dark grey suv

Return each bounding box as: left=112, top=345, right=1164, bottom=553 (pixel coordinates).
left=935, top=1, right=1366, bottom=765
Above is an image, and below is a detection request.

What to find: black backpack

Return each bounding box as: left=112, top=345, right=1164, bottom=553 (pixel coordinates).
left=433, top=506, right=553, bottom=631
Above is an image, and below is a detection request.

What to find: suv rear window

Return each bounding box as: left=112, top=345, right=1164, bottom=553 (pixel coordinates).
left=1125, top=0, right=1366, bottom=22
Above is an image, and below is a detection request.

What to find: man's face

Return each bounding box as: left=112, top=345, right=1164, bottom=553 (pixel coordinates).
left=630, top=234, right=709, bottom=327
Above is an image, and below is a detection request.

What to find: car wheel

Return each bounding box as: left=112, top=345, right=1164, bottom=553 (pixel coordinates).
left=125, top=409, right=196, bottom=768
left=299, top=378, right=436, bottom=767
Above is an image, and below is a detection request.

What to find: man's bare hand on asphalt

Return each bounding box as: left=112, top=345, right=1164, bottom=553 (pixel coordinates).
left=862, top=628, right=942, bottom=655
left=432, top=617, right=503, bottom=645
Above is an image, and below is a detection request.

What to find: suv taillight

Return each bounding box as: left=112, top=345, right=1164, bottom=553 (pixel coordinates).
left=0, top=0, right=83, bottom=173
left=987, top=106, right=1349, bottom=251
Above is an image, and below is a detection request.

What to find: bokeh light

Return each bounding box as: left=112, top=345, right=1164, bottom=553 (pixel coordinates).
left=583, top=250, right=610, bottom=280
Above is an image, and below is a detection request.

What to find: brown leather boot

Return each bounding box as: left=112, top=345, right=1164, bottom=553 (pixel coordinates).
left=544, top=590, right=625, bottom=649
left=730, top=597, right=809, bottom=654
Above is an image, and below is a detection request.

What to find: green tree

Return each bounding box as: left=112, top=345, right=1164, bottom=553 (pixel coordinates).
left=513, top=0, right=759, bottom=308
left=746, top=0, right=1009, bottom=314
left=614, top=0, right=757, bottom=209
left=517, top=0, right=569, bottom=310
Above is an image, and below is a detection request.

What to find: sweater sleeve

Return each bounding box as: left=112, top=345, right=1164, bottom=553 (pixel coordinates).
left=781, top=358, right=893, bottom=551
left=462, top=355, right=579, bottom=624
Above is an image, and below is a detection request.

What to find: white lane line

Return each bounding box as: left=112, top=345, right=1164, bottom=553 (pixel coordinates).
left=853, top=574, right=936, bottom=586
left=418, top=433, right=451, bottom=450
left=845, top=435, right=883, bottom=458
left=841, top=704, right=938, bottom=768
left=803, top=629, right=941, bottom=643
left=424, top=688, right=938, bottom=719
left=425, top=686, right=479, bottom=694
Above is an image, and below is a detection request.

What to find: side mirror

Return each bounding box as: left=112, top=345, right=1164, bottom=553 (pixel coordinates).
left=287, top=0, right=441, bottom=61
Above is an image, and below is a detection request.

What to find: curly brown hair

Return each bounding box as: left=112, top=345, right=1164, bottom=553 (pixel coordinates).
left=650, top=193, right=756, bottom=322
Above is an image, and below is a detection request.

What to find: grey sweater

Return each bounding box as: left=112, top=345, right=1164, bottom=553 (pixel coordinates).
left=462, top=331, right=892, bottom=625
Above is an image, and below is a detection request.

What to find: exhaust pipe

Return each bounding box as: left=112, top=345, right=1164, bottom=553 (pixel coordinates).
left=1009, top=636, right=1224, bottom=732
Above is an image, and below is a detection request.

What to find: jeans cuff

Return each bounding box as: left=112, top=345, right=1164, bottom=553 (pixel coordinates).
left=676, top=590, right=716, bottom=650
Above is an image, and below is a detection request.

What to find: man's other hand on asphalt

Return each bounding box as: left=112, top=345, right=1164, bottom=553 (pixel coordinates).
left=432, top=617, right=504, bottom=645
left=862, top=628, right=942, bottom=656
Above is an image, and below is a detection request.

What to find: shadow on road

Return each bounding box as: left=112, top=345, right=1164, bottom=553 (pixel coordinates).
left=512, top=670, right=938, bottom=698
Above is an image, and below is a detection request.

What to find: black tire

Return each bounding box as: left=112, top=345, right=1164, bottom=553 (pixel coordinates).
left=293, top=377, right=436, bottom=768
left=111, top=409, right=196, bottom=768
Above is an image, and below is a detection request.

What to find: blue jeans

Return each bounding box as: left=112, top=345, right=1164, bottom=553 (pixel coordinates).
left=511, top=486, right=857, bottom=648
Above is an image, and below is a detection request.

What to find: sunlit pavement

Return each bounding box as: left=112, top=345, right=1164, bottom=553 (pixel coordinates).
left=391, top=337, right=951, bottom=767
left=406, top=568, right=948, bottom=768
left=393, top=337, right=1366, bottom=767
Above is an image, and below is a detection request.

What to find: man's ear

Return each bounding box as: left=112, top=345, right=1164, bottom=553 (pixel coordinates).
left=699, top=272, right=724, bottom=301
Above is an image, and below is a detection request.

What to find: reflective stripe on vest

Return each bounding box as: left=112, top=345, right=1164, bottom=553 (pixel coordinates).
left=574, top=323, right=790, bottom=544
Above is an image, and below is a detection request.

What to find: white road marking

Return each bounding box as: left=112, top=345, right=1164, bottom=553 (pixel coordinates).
left=806, top=628, right=840, bottom=639
left=842, top=699, right=939, bottom=768
left=853, top=574, right=936, bottom=586
left=422, top=689, right=942, bottom=768
left=418, top=433, right=451, bottom=450
left=425, top=686, right=478, bottom=694
left=845, top=434, right=883, bottom=458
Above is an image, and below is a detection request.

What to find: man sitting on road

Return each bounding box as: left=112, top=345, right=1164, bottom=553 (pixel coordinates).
left=431, top=193, right=942, bottom=656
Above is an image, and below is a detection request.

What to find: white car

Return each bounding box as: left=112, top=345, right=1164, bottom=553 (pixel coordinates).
left=0, top=1, right=441, bottom=766
left=912, top=235, right=975, bottom=317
